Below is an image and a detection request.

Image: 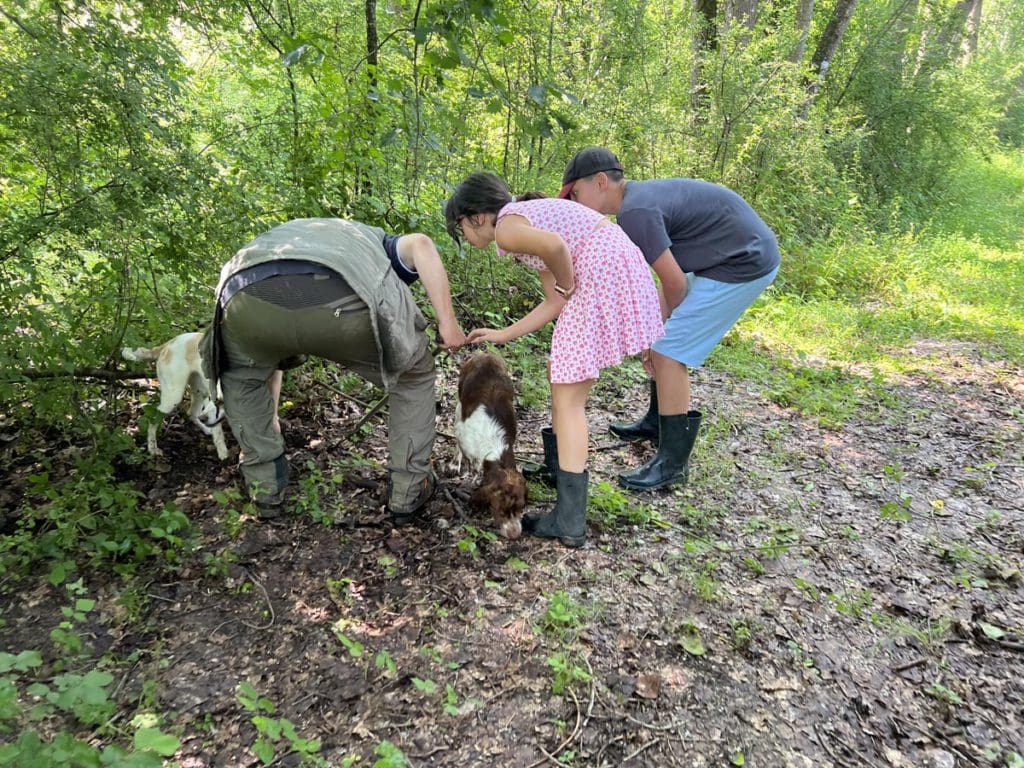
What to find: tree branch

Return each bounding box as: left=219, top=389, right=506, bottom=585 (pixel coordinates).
left=5, top=368, right=155, bottom=382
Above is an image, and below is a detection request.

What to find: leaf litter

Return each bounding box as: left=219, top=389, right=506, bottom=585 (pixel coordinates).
left=0, top=339, right=1021, bottom=766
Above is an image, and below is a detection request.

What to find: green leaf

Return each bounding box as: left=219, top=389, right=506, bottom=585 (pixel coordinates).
left=679, top=626, right=706, bottom=656
left=412, top=677, right=437, bottom=694
left=526, top=84, right=546, bottom=105
left=134, top=727, right=180, bottom=756
left=979, top=621, right=1006, bottom=640
left=253, top=738, right=276, bottom=765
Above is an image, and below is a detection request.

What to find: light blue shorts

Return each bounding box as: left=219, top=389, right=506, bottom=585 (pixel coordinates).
left=652, top=266, right=779, bottom=367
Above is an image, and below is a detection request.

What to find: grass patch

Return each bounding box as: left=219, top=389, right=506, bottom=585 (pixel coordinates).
left=712, top=148, right=1023, bottom=425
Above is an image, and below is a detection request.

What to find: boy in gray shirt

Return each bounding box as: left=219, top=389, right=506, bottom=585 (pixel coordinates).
left=560, top=148, right=780, bottom=490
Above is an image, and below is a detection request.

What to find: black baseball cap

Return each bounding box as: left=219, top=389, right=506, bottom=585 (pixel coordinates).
left=558, top=147, right=624, bottom=199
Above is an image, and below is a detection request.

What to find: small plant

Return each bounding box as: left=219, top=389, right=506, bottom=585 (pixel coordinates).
left=49, top=579, right=93, bottom=658
left=540, top=590, right=588, bottom=642
left=373, top=739, right=408, bottom=768
left=678, top=621, right=706, bottom=657
left=237, top=681, right=324, bottom=766
left=588, top=481, right=668, bottom=530
left=2, top=445, right=195, bottom=579
left=785, top=639, right=816, bottom=670
left=829, top=589, right=875, bottom=619
left=377, top=554, right=399, bottom=578
left=411, top=677, right=438, bottom=694
left=925, top=680, right=963, bottom=707
left=547, top=651, right=591, bottom=695
left=730, top=619, right=756, bottom=652
left=0, top=649, right=179, bottom=763
left=375, top=649, right=397, bottom=677
left=793, top=577, right=819, bottom=603
left=214, top=486, right=248, bottom=538
left=880, top=493, right=913, bottom=523
left=882, top=463, right=905, bottom=482
left=292, top=461, right=344, bottom=525
left=455, top=525, right=497, bottom=560
left=332, top=621, right=365, bottom=658
left=442, top=683, right=460, bottom=716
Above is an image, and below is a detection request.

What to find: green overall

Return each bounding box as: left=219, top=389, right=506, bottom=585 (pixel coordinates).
left=202, top=219, right=435, bottom=513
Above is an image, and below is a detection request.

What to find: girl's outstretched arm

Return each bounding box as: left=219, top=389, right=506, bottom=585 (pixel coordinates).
left=467, top=270, right=565, bottom=345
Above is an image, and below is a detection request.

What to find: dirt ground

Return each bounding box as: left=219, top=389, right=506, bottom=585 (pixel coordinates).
left=2, top=339, right=1022, bottom=767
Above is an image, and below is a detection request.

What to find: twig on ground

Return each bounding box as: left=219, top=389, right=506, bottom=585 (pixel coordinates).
left=892, top=715, right=982, bottom=767
left=212, top=569, right=276, bottom=632
left=892, top=657, right=928, bottom=673
left=815, top=728, right=863, bottom=768
left=622, top=737, right=660, bottom=763
left=595, top=734, right=626, bottom=766
left=622, top=714, right=692, bottom=733
left=313, top=379, right=373, bottom=409
left=527, top=687, right=583, bottom=768
left=349, top=393, right=389, bottom=435
left=409, top=745, right=450, bottom=760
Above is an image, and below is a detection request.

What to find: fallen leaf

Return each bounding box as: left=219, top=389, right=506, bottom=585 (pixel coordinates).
left=679, top=626, right=706, bottom=656
left=636, top=673, right=661, bottom=699
left=978, top=621, right=1006, bottom=640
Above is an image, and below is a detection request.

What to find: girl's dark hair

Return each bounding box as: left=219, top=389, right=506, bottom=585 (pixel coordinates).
left=444, top=172, right=514, bottom=243
left=516, top=191, right=547, bottom=201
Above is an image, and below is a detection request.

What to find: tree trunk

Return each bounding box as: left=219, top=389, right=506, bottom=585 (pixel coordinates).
left=806, top=0, right=859, bottom=100
left=690, top=0, right=718, bottom=117
left=916, top=0, right=976, bottom=79
left=790, top=0, right=816, bottom=63
left=963, top=0, right=982, bottom=63
left=726, top=0, right=757, bottom=30
left=365, top=0, right=378, bottom=83
left=363, top=0, right=378, bottom=198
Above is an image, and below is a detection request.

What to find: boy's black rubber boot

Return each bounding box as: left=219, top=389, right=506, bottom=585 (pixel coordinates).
left=619, top=411, right=702, bottom=491
left=522, top=427, right=557, bottom=487
left=609, top=380, right=659, bottom=444
left=522, top=468, right=588, bottom=548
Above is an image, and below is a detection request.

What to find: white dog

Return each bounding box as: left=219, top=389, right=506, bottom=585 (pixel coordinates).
left=122, top=332, right=229, bottom=460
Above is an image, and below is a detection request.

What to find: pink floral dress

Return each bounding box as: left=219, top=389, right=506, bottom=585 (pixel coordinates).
left=497, top=198, right=663, bottom=384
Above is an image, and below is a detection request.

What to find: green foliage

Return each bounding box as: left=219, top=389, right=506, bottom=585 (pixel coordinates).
left=540, top=590, right=589, bottom=644
left=0, top=441, right=194, bottom=580
left=0, top=0, right=1019, bottom=435
left=454, top=524, right=497, bottom=560
left=588, top=481, right=668, bottom=531
left=546, top=651, right=592, bottom=695
left=373, top=740, right=408, bottom=768
left=237, top=682, right=324, bottom=766
left=0, top=647, right=177, bottom=766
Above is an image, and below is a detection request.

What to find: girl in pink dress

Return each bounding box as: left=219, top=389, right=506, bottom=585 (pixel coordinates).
left=445, top=172, right=663, bottom=547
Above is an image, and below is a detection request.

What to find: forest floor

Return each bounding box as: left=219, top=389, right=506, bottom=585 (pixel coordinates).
left=2, top=336, right=1022, bottom=767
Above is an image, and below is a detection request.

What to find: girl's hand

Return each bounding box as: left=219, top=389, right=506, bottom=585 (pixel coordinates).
left=467, top=327, right=509, bottom=345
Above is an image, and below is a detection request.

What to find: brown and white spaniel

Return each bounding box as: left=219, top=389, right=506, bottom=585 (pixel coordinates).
left=455, top=353, right=528, bottom=539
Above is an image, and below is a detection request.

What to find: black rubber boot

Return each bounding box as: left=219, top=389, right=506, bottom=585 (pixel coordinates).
left=522, top=468, right=588, bottom=548
left=609, top=380, right=659, bottom=444
left=522, top=427, right=557, bottom=487
left=619, top=411, right=702, bottom=491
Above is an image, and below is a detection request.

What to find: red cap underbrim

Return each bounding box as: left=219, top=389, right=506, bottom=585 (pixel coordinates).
left=557, top=181, right=575, bottom=199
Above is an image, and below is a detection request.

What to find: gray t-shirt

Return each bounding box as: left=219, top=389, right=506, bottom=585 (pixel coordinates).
left=616, top=179, right=781, bottom=283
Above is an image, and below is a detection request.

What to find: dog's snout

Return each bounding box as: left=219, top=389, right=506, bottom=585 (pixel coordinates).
left=201, top=405, right=226, bottom=426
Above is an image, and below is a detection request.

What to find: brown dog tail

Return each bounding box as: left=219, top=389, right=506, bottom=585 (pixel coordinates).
left=121, top=345, right=161, bottom=362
